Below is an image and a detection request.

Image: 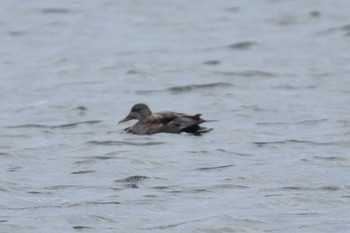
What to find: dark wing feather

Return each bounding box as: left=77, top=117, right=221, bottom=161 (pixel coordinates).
left=145, top=111, right=211, bottom=134
left=147, top=111, right=188, bottom=124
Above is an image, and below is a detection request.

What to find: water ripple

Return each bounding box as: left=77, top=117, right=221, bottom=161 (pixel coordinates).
left=6, top=120, right=102, bottom=129
left=281, top=185, right=344, bottom=192
left=70, top=170, right=95, bottom=174
left=39, top=8, right=72, bottom=14
left=86, top=140, right=165, bottom=146
left=256, top=119, right=328, bottom=125
left=1, top=200, right=120, bottom=211
left=197, top=164, right=235, bottom=171
left=253, top=140, right=333, bottom=147
left=115, top=175, right=150, bottom=183
left=136, top=82, right=232, bottom=94
left=316, top=23, right=350, bottom=37
left=115, top=175, right=150, bottom=189
left=195, top=41, right=258, bottom=51
left=227, top=41, right=259, bottom=50
left=214, top=70, right=276, bottom=77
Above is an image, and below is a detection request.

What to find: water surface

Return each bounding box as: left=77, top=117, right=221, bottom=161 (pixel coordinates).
left=1, top=0, right=350, bottom=232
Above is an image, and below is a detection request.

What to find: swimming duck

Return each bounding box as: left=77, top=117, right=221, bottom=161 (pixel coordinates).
left=119, top=103, right=212, bottom=135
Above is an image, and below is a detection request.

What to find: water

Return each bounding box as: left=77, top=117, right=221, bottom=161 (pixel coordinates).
left=1, top=0, right=350, bottom=232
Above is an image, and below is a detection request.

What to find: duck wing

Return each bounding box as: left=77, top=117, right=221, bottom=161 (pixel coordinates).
left=147, top=111, right=189, bottom=124
left=156, top=112, right=210, bottom=133
left=169, top=114, right=212, bottom=134
left=168, top=114, right=203, bottom=127
left=145, top=111, right=211, bottom=134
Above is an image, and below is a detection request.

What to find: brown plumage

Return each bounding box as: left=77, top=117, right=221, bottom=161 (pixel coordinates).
left=119, top=103, right=212, bottom=135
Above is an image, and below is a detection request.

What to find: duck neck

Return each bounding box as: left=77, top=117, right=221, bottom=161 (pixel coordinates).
left=139, top=108, right=152, bottom=124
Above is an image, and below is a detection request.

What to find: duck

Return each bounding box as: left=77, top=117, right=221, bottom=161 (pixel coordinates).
left=119, top=103, right=213, bottom=135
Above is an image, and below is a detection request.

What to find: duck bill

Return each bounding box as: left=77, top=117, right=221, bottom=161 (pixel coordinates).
left=118, top=114, right=132, bottom=123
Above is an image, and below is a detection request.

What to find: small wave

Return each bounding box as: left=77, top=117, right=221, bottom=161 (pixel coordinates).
left=74, top=106, right=88, bottom=115
left=168, top=82, right=231, bottom=92
left=301, top=156, right=350, bottom=166
left=256, top=119, right=328, bottom=125
left=6, top=120, right=102, bottom=129
left=115, top=175, right=150, bottom=189
left=82, top=201, right=120, bottom=205
left=74, top=155, right=115, bottom=164
left=310, top=11, right=321, bottom=18
left=195, top=40, right=258, bottom=51
left=136, top=82, right=232, bottom=94
left=62, top=201, right=121, bottom=208
left=6, top=124, right=48, bottom=129
left=188, top=188, right=211, bottom=193
left=1, top=199, right=120, bottom=211
left=281, top=186, right=312, bottom=191
left=115, top=175, right=150, bottom=183
left=0, top=152, right=11, bottom=156
left=272, top=84, right=316, bottom=90
left=319, top=185, right=342, bottom=191
left=70, top=170, right=95, bottom=174
left=39, top=8, right=72, bottom=14
left=152, top=186, right=170, bottom=190
left=126, top=69, right=142, bottom=74
left=214, top=70, right=276, bottom=77
left=214, top=184, right=249, bottom=189
left=333, top=140, right=350, bottom=147
left=151, top=186, right=210, bottom=194
left=316, top=23, right=350, bottom=37
left=73, top=226, right=91, bottom=230
left=86, top=140, right=164, bottom=146
left=50, top=120, right=102, bottom=129
left=27, top=191, right=53, bottom=195
left=281, top=185, right=343, bottom=192
left=253, top=140, right=333, bottom=146
left=44, top=185, right=85, bottom=190
left=313, top=156, right=347, bottom=161
left=216, top=149, right=253, bottom=156
left=227, top=41, right=258, bottom=50
left=0, top=187, right=9, bottom=192
left=142, top=221, right=188, bottom=230
left=197, top=164, right=234, bottom=171
left=8, top=30, right=27, bottom=37
left=203, top=60, right=220, bottom=65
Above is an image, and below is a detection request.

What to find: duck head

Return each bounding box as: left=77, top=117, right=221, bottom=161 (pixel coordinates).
left=119, top=103, right=152, bottom=123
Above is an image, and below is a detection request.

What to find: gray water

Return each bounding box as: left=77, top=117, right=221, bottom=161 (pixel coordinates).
left=1, top=0, right=350, bottom=232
